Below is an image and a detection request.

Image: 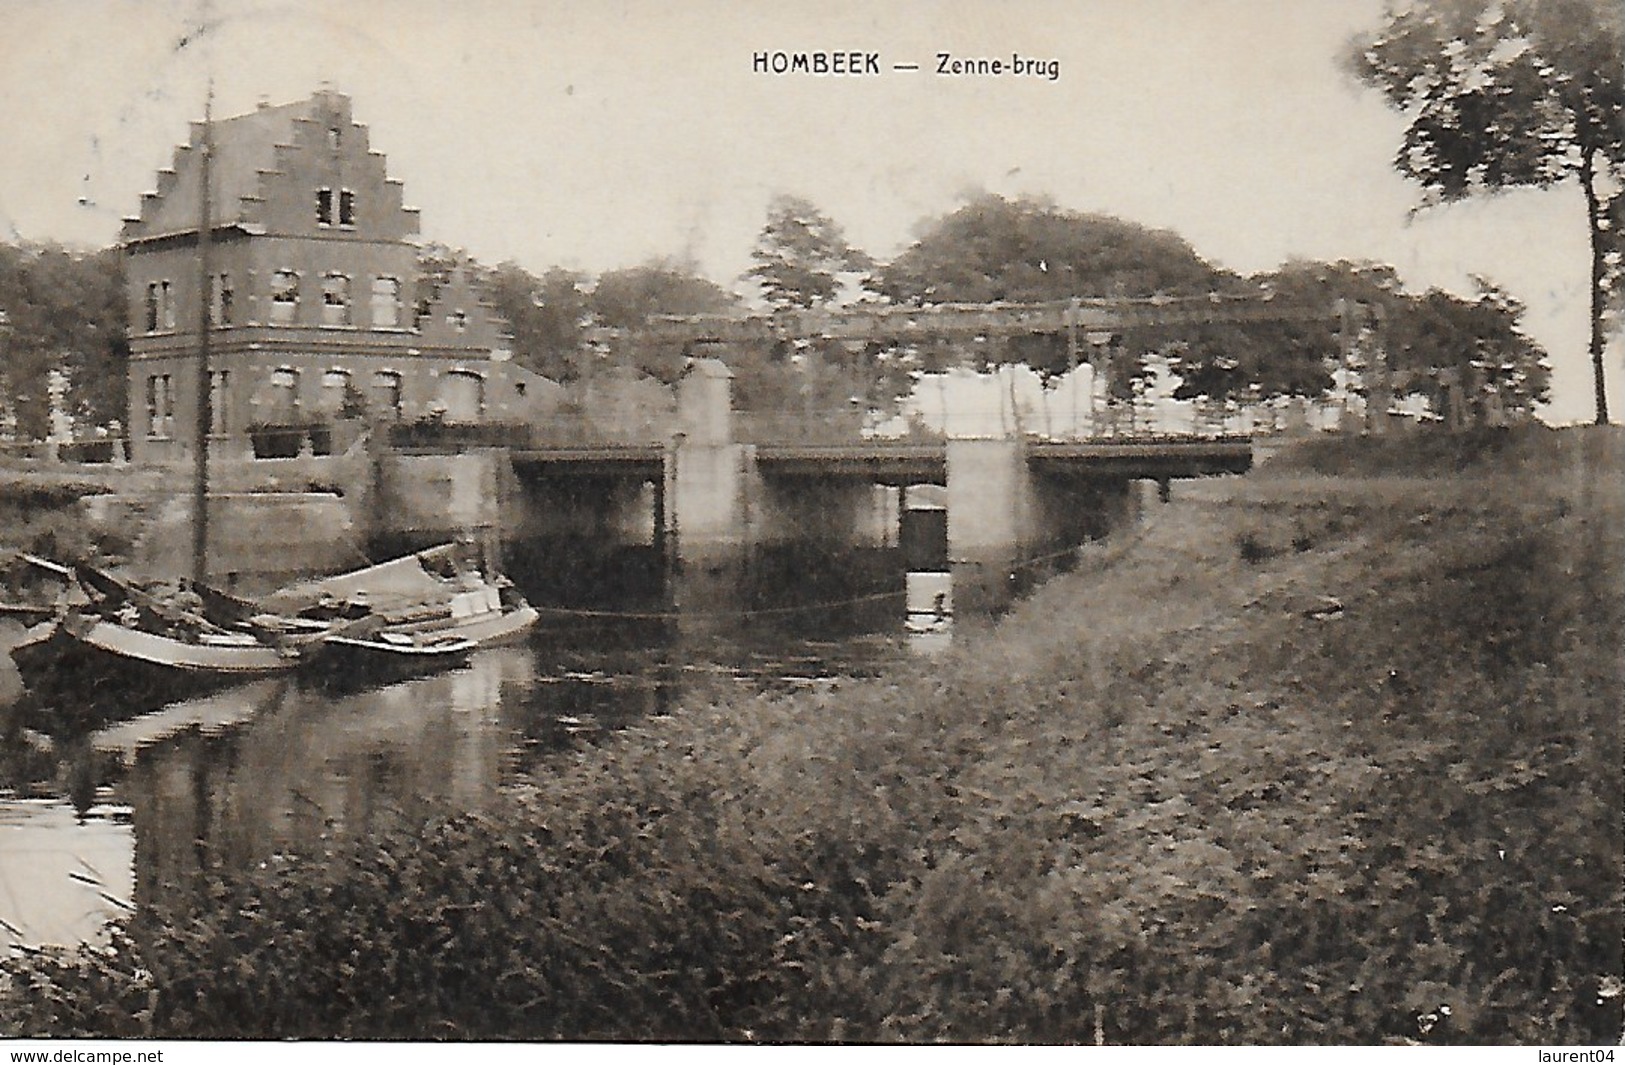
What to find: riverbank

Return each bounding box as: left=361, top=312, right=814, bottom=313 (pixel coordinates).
left=3, top=425, right=1620, bottom=1043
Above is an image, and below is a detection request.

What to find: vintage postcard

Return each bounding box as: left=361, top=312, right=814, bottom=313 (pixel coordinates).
left=0, top=0, right=1619, bottom=1051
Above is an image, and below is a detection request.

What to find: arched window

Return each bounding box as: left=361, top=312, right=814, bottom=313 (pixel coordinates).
left=371, top=370, right=403, bottom=421
left=442, top=370, right=485, bottom=423
left=321, top=369, right=353, bottom=413
left=322, top=273, right=351, bottom=326
left=371, top=277, right=401, bottom=328
left=270, top=270, right=299, bottom=324
left=270, top=366, right=300, bottom=398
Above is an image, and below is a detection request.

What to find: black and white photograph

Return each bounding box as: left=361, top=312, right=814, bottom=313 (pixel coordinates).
left=0, top=0, right=1620, bottom=1048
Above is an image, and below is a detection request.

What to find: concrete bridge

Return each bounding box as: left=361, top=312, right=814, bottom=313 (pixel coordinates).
left=375, top=359, right=1252, bottom=616
left=27, top=294, right=1282, bottom=614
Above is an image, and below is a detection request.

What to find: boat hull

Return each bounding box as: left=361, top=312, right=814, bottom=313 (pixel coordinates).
left=306, top=634, right=475, bottom=686
left=418, top=603, right=539, bottom=648
left=10, top=614, right=294, bottom=716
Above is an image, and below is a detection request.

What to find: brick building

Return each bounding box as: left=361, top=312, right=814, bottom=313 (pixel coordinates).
left=121, top=90, right=556, bottom=464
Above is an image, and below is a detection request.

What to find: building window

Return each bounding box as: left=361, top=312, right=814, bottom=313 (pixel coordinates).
left=321, top=369, right=353, bottom=414
left=448, top=308, right=468, bottom=333
left=328, top=127, right=341, bottom=151
left=321, top=273, right=351, bottom=326
left=339, top=188, right=356, bottom=227
left=210, top=370, right=231, bottom=434
left=371, top=370, right=403, bottom=421
left=268, top=366, right=300, bottom=418
left=270, top=270, right=299, bottom=324
left=443, top=369, right=485, bottom=423
left=145, top=374, right=174, bottom=438
left=371, top=277, right=401, bottom=328
left=316, top=188, right=333, bottom=227
left=210, top=273, right=234, bottom=327
left=144, top=280, right=174, bottom=333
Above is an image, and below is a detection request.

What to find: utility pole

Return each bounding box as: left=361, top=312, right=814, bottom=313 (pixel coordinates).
left=1335, top=298, right=1353, bottom=432
left=191, top=80, right=214, bottom=586
left=1066, top=297, right=1079, bottom=439
left=1368, top=302, right=1388, bottom=435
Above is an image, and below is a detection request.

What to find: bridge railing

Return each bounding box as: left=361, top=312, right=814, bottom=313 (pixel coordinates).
left=521, top=415, right=676, bottom=448
left=382, top=413, right=1270, bottom=452
left=390, top=416, right=680, bottom=451
left=735, top=410, right=884, bottom=445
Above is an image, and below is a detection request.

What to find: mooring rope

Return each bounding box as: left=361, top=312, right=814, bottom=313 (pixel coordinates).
left=527, top=540, right=1106, bottom=622
left=530, top=587, right=910, bottom=622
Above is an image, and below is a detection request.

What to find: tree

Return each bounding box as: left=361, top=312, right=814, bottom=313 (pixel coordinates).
left=1164, top=259, right=1550, bottom=423
left=873, top=195, right=1244, bottom=388
left=1385, top=281, right=1551, bottom=418
left=590, top=260, right=740, bottom=381
left=0, top=241, right=128, bottom=440
left=747, top=195, right=873, bottom=311
left=873, top=194, right=1234, bottom=309
left=589, top=259, right=738, bottom=330
left=483, top=261, right=590, bottom=383
left=1350, top=0, right=1624, bottom=423
left=1219, top=259, right=1399, bottom=403
left=419, top=250, right=592, bottom=384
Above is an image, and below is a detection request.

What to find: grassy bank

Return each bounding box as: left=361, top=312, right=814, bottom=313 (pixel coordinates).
left=3, top=426, right=1620, bottom=1043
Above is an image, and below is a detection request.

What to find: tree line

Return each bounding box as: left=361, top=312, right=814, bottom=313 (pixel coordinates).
left=0, top=195, right=1555, bottom=440
left=418, top=192, right=1554, bottom=424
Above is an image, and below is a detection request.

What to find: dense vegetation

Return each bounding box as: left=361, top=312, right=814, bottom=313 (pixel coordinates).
left=1, top=189, right=1555, bottom=443
left=1351, top=0, right=1623, bottom=423
left=0, top=242, right=127, bottom=440
left=2, top=426, right=1618, bottom=1043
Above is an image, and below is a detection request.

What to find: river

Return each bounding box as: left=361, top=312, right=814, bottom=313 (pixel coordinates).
left=0, top=590, right=951, bottom=952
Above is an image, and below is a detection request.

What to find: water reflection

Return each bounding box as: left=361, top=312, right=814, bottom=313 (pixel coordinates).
left=5, top=606, right=943, bottom=941
left=107, top=648, right=537, bottom=911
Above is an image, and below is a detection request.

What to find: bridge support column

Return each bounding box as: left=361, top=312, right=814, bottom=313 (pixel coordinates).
left=372, top=448, right=509, bottom=553
left=946, top=438, right=1036, bottom=616
left=666, top=438, right=761, bottom=621
left=665, top=357, right=759, bottom=626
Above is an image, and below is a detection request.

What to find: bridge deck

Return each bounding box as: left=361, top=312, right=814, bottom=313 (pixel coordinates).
left=504, top=437, right=1253, bottom=480
left=755, top=442, right=947, bottom=483
left=1028, top=437, right=1254, bottom=477
left=510, top=445, right=665, bottom=478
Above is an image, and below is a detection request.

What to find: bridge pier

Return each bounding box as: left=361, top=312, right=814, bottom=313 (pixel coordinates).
left=666, top=438, right=760, bottom=624
left=371, top=448, right=509, bottom=554
left=944, top=440, right=1152, bottom=616
left=945, top=439, right=1038, bottom=616
left=665, top=358, right=760, bottom=626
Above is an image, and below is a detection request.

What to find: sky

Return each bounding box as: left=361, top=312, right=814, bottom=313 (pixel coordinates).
left=0, top=0, right=1617, bottom=423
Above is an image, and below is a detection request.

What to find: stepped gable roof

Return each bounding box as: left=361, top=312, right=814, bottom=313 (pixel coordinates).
left=121, top=91, right=405, bottom=243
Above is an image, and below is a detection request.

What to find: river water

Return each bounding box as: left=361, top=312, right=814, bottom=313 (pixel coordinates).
left=0, top=594, right=951, bottom=952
